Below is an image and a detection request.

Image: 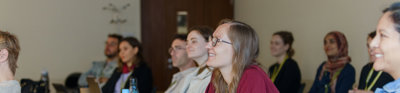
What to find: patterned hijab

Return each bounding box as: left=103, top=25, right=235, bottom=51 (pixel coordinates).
left=324, top=31, right=351, bottom=71
left=319, top=31, right=351, bottom=93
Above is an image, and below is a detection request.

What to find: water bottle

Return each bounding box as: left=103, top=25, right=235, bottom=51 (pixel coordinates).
left=122, top=89, right=130, bottom=93
left=40, top=69, right=50, bottom=93
left=129, top=77, right=139, bottom=93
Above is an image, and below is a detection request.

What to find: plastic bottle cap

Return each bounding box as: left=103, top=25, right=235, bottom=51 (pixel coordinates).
left=121, top=89, right=129, bottom=93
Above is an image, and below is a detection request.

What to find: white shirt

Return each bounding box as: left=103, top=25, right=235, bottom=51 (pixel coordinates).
left=185, top=66, right=213, bottom=93
left=165, top=67, right=196, bottom=93
left=0, top=80, right=21, bottom=93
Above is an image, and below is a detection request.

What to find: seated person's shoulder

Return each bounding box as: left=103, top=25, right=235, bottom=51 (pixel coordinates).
left=345, top=63, right=356, bottom=71
left=92, top=61, right=106, bottom=65
left=243, top=65, right=267, bottom=78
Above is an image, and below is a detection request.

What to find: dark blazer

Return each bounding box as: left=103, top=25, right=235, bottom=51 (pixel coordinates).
left=309, top=62, right=355, bottom=93
left=102, top=61, right=153, bottom=93
left=268, top=58, right=301, bottom=93
left=358, top=62, right=394, bottom=91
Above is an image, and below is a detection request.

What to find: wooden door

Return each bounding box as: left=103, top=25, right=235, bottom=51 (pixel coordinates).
left=141, top=0, right=233, bottom=92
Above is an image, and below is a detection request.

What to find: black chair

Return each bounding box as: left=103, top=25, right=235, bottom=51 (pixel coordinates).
left=65, top=72, right=81, bottom=89
left=52, top=72, right=82, bottom=93
left=52, top=83, right=68, bottom=93
left=65, top=72, right=81, bottom=93
left=298, top=83, right=306, bottom=93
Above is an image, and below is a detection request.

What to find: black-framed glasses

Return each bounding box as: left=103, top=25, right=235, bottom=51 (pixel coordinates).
left=169, top=46, right=186, bottom=53
left=211, top=37, right=232, bottom=47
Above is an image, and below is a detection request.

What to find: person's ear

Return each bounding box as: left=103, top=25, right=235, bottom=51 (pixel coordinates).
left=133, top=47, right=139, bottom=56
left=284, top=44, right=290, bottom=51
left=0, top=49, right=9, bottom=63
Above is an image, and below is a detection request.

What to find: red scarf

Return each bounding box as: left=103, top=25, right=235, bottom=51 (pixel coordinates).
left=122, top=64, right=135, bottom=74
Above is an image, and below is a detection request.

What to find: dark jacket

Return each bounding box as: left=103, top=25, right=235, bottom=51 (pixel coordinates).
left=268, top=58, right=301, bottom=93
left=358, top=62, right=394, bottom=91
left=102, top=61, right=153, bottom=93
left=309, top=62, right=355, bottom=93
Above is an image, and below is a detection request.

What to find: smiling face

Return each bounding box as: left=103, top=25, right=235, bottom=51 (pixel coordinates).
left=324, top=35, right=339, bottom=57
left=186, top=31, right=209, bottom=61
left=206, top=24, right=234, bottom=69
left=370, top=11, right=400, bottom=73
left=270, top=35, right=288, bottom=57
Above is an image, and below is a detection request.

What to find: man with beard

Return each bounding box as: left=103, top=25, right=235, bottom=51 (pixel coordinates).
left=78, top=34, right=122, bottom=87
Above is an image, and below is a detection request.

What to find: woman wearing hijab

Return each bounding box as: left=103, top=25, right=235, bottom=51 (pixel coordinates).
left=309, top=31, right=355, bottom=93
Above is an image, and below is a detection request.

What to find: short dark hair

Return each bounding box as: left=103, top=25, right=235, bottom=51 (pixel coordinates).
left=368, top=31, right=376, bottom=39
left=384, top=2, right=400, bottom=33
left=173, top=34, right=187, bottom=41
left=188, top=26, right=213, bottom=42
left=108, top=34, right=123, bottom=42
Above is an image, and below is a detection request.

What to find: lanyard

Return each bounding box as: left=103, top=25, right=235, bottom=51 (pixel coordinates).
left=120, top=71, right=133, bottom=91
left=324, top=68, right=343, bottom=93
left=271, top=55, right=288, bottom=82
left=364, top=68, right=383, bottom=91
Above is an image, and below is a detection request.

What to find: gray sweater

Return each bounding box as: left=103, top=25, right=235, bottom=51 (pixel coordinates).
left=78, top=59, right=118, bottom=87
left=0, top=80, right=21, bottom=93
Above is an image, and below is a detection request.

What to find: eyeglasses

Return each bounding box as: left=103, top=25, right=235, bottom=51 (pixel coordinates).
left=211, top=37, right=232, bottom=47
left=105, top=42, right=118, bottom=46
left=169, top=46, right=186, bottom=53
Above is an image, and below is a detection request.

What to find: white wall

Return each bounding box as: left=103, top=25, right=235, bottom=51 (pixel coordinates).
left=235, top=0, right=399, bottom=92
left=0, top=0, right=140, bottom=90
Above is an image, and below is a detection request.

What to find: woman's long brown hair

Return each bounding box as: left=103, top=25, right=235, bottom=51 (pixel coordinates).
left=212, top=19, right=260, bottom=93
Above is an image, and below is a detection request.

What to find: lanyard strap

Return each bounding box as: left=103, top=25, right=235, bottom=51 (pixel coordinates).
left=364, top=68, right=383, bottom=91
left=324, top=68, right=343, bottom=93
left=120, top=71, right=133, bottom=91
left=271, top=55, right=288, bottom=82
left=324, top=84, right=329, bottom=93
left=328, top=69, right=343, bottom=86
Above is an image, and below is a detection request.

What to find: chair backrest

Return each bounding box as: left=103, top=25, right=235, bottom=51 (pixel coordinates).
left=52, top=83, right=68, bottom=93
left=65, top=72, right=81, bottom=89
left=298, top=83, right=306, bottom=93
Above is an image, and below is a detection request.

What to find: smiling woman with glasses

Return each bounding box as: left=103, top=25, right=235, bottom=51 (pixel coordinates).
left=210, top=37, right=232, bottom=47
left=205, top=19, right=279, bottom=93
